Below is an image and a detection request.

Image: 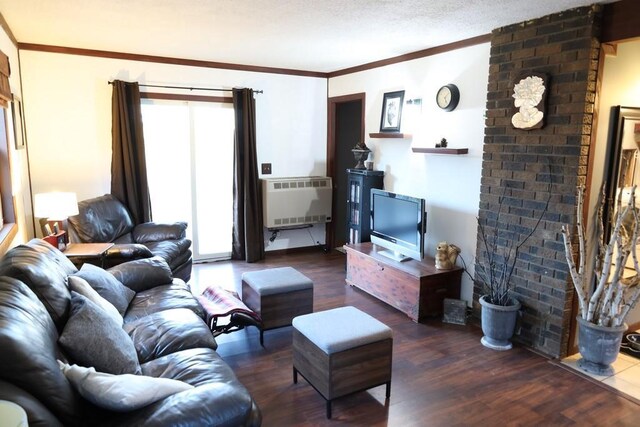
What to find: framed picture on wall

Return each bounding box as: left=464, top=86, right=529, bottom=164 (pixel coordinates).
left=11, top=94, right=26, bottom=150
left=379, top=90, right=405, bottom=132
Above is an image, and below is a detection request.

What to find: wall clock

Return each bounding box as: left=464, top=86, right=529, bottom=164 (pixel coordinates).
left=436, top=84, right=460, bottom=112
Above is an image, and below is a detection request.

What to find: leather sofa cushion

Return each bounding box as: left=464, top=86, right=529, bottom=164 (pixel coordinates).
left=0, top=241, right=76, bottom=330
left=68, top=194, right=134, bottom=242
left=124, top=308, right=217, bottom=363
left=0, top=278, right=90, bottom=425
left=141, top=348, right=242, bottom=388
left=124, top=282, right=204, bottom=322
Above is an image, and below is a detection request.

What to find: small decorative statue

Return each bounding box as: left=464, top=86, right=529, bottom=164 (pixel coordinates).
left=436, top=138, right=448, bottom=148
left=351, top=141, right=371, bottom=169
left=435, top=241, right=461, bottom=270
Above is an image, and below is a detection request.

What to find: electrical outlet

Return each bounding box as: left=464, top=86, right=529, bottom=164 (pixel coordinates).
left=261, top=163, right=272, bottom=174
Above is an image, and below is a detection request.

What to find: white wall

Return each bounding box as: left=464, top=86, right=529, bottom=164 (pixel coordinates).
left=591, top=40, right=640, bottom=326
left=0, top=29, right=32, bottom=245
left=329, top=43, right=490, bottom=305
left=19, top=50, right=327, bottom=250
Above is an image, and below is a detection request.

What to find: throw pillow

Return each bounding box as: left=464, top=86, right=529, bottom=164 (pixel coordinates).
left=68, top=275, right=123, bottom=326
left=58, top=361, right=193, bottom=412
left=58, top=292, right=140, bottom=375
left=75, top=263, right=135, bottom=315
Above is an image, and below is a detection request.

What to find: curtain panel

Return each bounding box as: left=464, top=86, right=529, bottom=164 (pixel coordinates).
left=232, top=88, right=265, bottom=262
left=110, top=80, right=152, bottom=225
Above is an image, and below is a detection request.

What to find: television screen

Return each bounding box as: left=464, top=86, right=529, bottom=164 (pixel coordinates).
left=370, top=189, right=426, bottom=262
left=372, top=195, right=418, bottom=246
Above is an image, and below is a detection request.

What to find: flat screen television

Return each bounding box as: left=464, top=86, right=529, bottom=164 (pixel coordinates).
left=370, top=189, right=426, bottom=262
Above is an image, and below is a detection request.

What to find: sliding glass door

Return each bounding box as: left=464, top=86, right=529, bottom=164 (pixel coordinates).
left=141, top=99, right=234, bottom=261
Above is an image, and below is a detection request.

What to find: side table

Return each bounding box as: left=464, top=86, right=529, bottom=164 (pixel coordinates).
left=63, top=243, right=114, bottom=268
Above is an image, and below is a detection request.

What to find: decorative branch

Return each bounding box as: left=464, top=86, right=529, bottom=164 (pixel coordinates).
left=467, top=162, right=552, bottom=306
left=564, top=184, right=640, bottom=327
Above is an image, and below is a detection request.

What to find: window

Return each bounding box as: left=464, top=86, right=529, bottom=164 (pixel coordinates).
left=141, top=99, right=234, bottom=261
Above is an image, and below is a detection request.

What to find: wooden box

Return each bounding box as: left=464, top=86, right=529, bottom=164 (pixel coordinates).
left=293, top=329, right=392, bottom=418
left=344, top=242, right=462, bottom=322
left=241, top=282, right=313, bottom=330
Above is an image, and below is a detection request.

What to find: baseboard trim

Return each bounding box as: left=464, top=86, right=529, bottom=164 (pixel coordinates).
left=266, top=245, right=330, bottom=256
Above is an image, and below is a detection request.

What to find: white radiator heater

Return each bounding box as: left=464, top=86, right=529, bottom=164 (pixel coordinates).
left=262, top=177, right=333, bottom=229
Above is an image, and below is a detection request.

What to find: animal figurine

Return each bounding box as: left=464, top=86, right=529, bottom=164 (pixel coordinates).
left=435, top=241, right=461, bottom=270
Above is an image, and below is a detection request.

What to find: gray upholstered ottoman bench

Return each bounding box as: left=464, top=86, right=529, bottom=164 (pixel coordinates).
left=242, top=266, right=313, bottom=345
left=292, top=306, right=393, bottom=419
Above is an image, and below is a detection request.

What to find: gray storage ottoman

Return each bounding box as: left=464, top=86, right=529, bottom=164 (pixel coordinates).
left=242, top=266, right=314, bottom=345
left=292, top=306, right=393, bottom=419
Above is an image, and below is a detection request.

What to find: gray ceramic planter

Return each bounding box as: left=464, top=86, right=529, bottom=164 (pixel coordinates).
left=480, top=295, right=520, bottom=350
left=577, top=316, right=626, bottom=376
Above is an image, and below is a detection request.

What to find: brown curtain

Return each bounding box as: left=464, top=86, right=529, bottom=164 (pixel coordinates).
left=232, top=88, right=265, bottom=262
left=110, top=80, right=152, bottom=225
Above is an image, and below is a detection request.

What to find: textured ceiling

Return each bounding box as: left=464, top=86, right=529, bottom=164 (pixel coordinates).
left=0, top=0, right=614, bottom=73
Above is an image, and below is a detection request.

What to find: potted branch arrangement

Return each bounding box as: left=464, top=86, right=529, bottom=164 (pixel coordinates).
left=562, top=185, right=640, bottom=375
left=468, top=186, right=550, bottom=351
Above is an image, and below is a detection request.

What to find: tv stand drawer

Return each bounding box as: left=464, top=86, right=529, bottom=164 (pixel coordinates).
left=344, top=242, right=462, bottom=322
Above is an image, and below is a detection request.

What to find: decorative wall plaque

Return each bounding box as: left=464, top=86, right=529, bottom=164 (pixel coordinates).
left=511, top=71, right=548, bottom=130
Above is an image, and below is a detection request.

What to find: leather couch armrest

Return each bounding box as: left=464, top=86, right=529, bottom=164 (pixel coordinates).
left=132, top=222, right=187, bottom=243
left=106, top=244, right=153, bottom=259
left=108, top=383, right=261, bottom=427
left=108, top=257, right=173, bottom=293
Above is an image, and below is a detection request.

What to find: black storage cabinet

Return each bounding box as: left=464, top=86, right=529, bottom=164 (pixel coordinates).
left=346, top=169, right=384, bottom=244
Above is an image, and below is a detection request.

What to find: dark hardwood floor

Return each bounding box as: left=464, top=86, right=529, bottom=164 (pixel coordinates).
left=192, top=249, right=640, bottom=426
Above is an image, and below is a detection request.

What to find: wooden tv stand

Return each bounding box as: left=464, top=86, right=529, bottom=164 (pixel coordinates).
left=344, top=242, right=462, bottom=322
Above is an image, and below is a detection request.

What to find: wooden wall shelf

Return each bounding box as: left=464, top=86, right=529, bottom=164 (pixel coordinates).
left=369, top=132, right=411, bottom=139
left=411, top=147, right=468, bottom=155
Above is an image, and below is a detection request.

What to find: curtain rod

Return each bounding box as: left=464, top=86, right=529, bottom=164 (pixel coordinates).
left=108, top=81, right=263, bottom=94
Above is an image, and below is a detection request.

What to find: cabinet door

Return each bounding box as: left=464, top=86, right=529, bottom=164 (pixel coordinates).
left=346, top=174, right=363, bottom=244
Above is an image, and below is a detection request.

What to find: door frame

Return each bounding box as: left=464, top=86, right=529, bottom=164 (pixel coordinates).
left=326, top=92, right=366, bottom=250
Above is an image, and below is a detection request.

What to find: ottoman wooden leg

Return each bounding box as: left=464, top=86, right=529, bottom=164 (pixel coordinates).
left=386, top=381, right=391, bottom=398
left=326, top=400, right=332, bottom=419
left=293, top=367, right=298, bottom=384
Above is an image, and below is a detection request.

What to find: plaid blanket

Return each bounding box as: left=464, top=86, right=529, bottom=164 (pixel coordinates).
left=197, top=286, right=262, bottom=326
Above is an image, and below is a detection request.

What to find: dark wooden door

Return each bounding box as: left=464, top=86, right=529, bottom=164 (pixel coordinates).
left=327, top=93, right=365, bottom=251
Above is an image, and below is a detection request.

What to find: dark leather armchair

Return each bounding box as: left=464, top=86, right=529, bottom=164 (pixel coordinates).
left=67, top=194, right=193, bottom=282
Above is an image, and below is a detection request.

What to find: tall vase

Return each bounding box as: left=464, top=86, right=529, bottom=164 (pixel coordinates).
left=576, top=316, right=626, bottom=376
left=480, top=295, right=520, bottom=350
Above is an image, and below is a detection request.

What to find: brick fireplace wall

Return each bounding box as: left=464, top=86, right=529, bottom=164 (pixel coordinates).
left=477, top=5, right=602, bottom=357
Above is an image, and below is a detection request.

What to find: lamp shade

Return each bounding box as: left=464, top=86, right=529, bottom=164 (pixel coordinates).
left=34, top=192, right=79, bottom=220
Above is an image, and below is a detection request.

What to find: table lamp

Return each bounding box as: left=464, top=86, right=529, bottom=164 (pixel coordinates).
left=34, top=191, right=79, bottom=237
